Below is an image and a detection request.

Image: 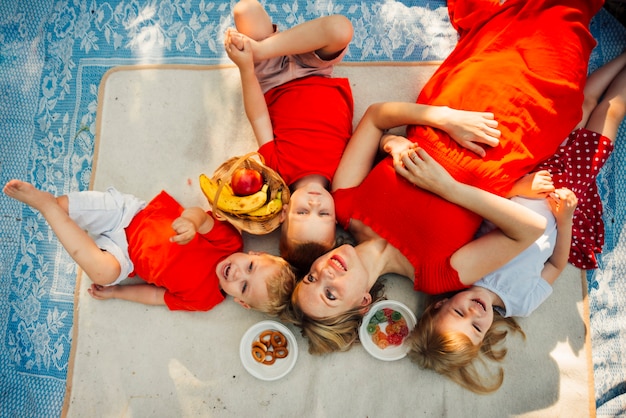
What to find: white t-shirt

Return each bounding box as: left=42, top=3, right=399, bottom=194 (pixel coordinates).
left=475, top=197, right=556, bottom=317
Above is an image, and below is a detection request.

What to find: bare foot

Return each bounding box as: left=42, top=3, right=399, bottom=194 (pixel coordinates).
left=3, top=179, right=58, bottom=211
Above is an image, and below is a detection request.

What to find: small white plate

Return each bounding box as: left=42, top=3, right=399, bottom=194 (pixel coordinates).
left=359, top=300, right=417, bottom=361
left=239, top=320, right=298, bottom=381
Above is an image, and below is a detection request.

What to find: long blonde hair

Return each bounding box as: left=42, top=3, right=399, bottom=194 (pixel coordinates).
left=406, top=294, right=525, bottom=394
left=283, top=278, right=386, bottom=354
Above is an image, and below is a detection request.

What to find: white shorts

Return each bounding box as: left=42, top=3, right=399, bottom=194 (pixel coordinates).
left=255, top=26, right=348, bottom=94
left=67, top=187, right=146, bottom=285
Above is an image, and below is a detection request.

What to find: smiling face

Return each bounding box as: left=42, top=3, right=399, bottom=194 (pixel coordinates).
left=216, top=252, right=280, bottom=309
left=432, top=288, right=495, bottom=345
left=294, top=244, right=373, bottom=319
left=282, top=182, right=336, bottom=249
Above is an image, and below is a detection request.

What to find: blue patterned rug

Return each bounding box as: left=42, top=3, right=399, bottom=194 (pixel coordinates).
left=0, top=1, right=624, bottom=416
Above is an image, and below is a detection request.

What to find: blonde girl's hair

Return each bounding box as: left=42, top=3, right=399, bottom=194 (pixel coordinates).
left=255, top=255, right=296, bottom=317
left=406, top=293, right=525, bottom=394
left=282, top=278, right=386, bottom=355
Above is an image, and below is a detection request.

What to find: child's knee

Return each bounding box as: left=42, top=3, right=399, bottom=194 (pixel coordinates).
left=233, top=0, right=273, bottom=40
left=87, top=251, right=123, bottom=286
left=326, top=15, right=353, bottom=45
left=606, top=98, right=626, bottom=125
left=233, top=0, right=260, bottom=21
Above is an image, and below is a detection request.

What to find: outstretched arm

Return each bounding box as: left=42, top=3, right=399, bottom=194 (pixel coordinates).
left=396, top=148, right=546, bottom=286
left=225, top=34, right=274, bottom=147
left=376, top=103, right=501, bottom=156
left=541, top=188, right=577, bottom=285
left=332, top=102, right=501, bottom=191
left=88, top=283, right=167, bottom=306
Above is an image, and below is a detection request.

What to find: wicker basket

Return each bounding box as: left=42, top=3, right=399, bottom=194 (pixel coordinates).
left=204, top=152, right=290, bottom=235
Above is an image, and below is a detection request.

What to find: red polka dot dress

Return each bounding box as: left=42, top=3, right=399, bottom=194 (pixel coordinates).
left=536, top=128, right=614, bottom=269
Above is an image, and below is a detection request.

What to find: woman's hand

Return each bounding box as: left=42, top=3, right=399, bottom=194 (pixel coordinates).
left=394, top=147, right=455, bottom=195
left=440, top=108, right=501, bottom=157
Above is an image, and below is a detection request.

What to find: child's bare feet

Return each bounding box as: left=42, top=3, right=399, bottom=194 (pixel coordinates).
left=3, top=179, right=57, bottom=211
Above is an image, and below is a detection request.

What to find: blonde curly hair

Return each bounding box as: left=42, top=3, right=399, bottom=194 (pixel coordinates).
left=406, top=293, right=525, bottom=394
left=253, top=255, right=296, bottom=317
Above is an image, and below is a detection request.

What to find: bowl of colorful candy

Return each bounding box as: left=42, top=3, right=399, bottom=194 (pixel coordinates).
left=359, top=300, right=417, bottom=361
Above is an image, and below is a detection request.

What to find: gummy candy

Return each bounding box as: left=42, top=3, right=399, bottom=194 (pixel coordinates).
left=368, top=308, right=409, bottom=350
left=374, top=310, right=386, bottom=322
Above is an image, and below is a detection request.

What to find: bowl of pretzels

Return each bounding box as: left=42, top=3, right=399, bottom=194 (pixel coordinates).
left=239, top=320, right=298, bottom=381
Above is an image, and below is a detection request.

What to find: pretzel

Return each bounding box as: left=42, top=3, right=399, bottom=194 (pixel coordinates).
left=271, top=331, right=287, bottom=347
left=262, top=350, right=276, bottom=365
left=251, top=329, right=289, bottom=365
left=259, top=330, right=274, bottom=345
left=274, top=347, right=288, bottom=359
left=252, top=340, right=268, bottom=352
left=252, top=346, right=266, bottom=363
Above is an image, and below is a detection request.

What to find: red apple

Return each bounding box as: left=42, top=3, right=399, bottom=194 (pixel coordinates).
left=231, top=168, right=264, bottom=196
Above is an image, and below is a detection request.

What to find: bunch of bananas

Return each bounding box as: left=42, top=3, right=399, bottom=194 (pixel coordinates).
left=199, top=174, right=283, bottom=218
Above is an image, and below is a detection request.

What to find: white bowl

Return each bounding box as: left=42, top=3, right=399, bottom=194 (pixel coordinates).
left=239, top=320, right=298, bottom=381
left=359, top=300, right=417, bottom=361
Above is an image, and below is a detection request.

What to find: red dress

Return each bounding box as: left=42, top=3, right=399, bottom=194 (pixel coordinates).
left=536, top=128, right=614, bottom=269
left=334, top=164, right=479, bottom=294
left=407, top=0, right=600, bottom=195
left=334, top=0, right=602, bottom=294
left=125, top=191, right=243, bottom=311
left=258, top=76, right=353, bottom=186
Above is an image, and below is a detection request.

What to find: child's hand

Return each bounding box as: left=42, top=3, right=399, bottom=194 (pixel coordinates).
left=442, top=108, right=501, bottom=157
left=382, top=134, right=417, bottom=167
left=547, top=188, right=577, bottom=223
left=224, top=28, right=244, bottom=50
left=224, top=29, right=254, bottom=69
left=510, top=170, right=555, bottom=198
left=394, top=147, right=454, bottom=195
left=88, top=284, right=117, bottom=300
left=170, top=216, right=198, bottom=245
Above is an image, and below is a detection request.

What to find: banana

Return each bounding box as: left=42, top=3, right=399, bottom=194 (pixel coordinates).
left=247, top=191, right=284, bottom=217
left=199, top=174, right=268, bottom=214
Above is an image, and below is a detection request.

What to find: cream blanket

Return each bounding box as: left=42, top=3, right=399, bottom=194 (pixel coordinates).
left=63, top=65, right=593, bottom=417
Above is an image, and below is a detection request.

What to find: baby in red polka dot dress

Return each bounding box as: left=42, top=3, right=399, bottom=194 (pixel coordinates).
left=508, top=51, right=626, bottom=269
